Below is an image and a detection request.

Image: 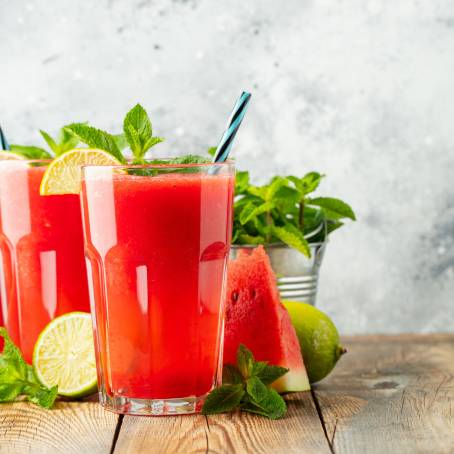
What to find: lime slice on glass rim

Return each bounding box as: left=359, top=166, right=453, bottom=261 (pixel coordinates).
left=39, top=148, right=121, bottom=195
left=33, top=312, right=98, bottom=398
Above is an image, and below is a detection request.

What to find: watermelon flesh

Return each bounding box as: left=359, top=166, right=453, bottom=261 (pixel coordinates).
left=224, top=246, right=310, bottom=392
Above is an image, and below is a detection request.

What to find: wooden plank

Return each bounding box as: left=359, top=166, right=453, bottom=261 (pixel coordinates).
left=115, top=392, right=331, bottom=453
left=312, top=334, right=454, bottom=454
left=0, top=401, right=119, bottom=454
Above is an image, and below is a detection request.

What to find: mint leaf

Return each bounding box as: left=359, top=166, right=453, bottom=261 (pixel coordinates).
left=256, top=365, right=289, bottom=385
left=0, top=383, right=23, bottom=401
left=65, top=123, right=125, bottom=163
left=239, top=201, right=274, bottom=226
left=113, top=133, right=129, bottom=150
left=204, top=344, right=289, bottom=419
left=308, top=197, right=356, bottom=221
left=235, top=171, right=250, bottom=194
left=237, top=344, right=254, bottom=378
left=201, top=384, right=244, bottom=415
left=237, top=233, right=266, bottom=245
left=39, top=127, right=80, bottom=156
left=223, top=365, right=244, bottom=385
left=251, top=361, right=268, bottom=377
left=246, top=377, right=268, bottom=403
left=24, top=384, right=58, bottom=409
left=271, top=224, right=311, bottom=257
left=207, top=146, right=217, bottom=157
left=266, top=177, right=289, bottom=201
left=123, top=104, right=163, bottom=159
left=288, top=172, right=323, bottom=195
left=39, top=130, right=58, bottom=154
left=9, top=145, right=52, bottom=159
left=241, top=388, right=287, bottom=420
left=0, top=328, right=58, bottom=408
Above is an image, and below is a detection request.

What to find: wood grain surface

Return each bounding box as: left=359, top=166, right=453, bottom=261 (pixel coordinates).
left=312, top=334, right=454, bottom=454
left=116, top=392, right=330, bottom=454
left=0, top=401, right=119, bottom=454
left=1, top=335, right=453, bottom=454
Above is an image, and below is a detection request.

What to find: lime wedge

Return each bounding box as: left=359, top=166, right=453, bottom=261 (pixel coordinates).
left=33, top=312, right=98, bottom=398
left=0, top=151, right=26, bottom=160
left=39, top=148, right=121, bottom=195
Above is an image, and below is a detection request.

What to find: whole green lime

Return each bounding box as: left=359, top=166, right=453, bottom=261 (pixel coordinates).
left=283, top=301, right=346, bottom=384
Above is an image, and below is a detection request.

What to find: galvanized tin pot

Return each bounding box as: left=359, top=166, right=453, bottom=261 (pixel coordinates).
left=230, top=225, right=327, bottom=306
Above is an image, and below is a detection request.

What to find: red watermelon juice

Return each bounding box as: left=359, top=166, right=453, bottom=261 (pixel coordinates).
left=81, top=162, right=234, bottom=415
left=0, top=161, right=90, bottom=362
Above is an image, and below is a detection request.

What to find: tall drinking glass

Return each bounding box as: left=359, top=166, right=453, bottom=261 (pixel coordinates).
left=81, top=161, right=235, bottom=415
left=0, top=160, right=90, bottom=362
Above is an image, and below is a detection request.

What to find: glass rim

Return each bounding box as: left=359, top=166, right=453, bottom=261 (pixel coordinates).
left=81, top=158, right=235, bottom=170
left=0, top=158, right=52, bottom=164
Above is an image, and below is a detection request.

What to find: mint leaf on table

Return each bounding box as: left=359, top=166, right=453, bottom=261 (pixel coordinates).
left=202, top=384, right=245, bottom=414
left=255, top=365, right=289, bottom=385
left=240, top=388, right=287, bottom=420
left=123, top=104, right=164, bottom=160
left=202, top=344, right=288, bottom=419
left=9, top=145, right=52, bottom=159
left=65, top=123, right=125, bottom=163
left=307, top=197, right=356, bottom=221
left=223, top=365, right=244, bottom=385
left=0, top=328, right=58, bottom=409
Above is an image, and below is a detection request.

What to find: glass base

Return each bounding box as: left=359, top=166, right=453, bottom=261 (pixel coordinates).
left=98, top=391, right=207, bottom=416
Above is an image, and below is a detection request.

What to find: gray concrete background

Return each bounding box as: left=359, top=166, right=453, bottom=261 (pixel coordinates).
left=1, top=0, right=453, bottom=334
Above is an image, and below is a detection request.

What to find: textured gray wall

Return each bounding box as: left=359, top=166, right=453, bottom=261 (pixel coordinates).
left=1, top=0, right=454, bottom=334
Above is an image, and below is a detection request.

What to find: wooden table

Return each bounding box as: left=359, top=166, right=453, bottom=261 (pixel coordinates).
left=1, top=334, right=453, bottom=453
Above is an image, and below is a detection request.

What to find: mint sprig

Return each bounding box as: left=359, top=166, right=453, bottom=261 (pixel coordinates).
left=64, top=104, right=164, bottom=164
left=0, top=328, right=57, bottom=409
left=39, top=126, right=80, bottom=156
left=9, top=145, right=52, bottom=159
left=123, top=104, right=164, bottom=161
left=65, top=123, right=125, bottom=163
left=8, top=125, right=81, bottom=159
left=202, top=344, right=288, bottom=419
left=231, top=170, right=356, bottom=257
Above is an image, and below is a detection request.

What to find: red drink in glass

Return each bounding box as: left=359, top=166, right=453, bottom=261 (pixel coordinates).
left=0, top=161, right=90, bottom=362
left=81, top=162, right=234, bottom=415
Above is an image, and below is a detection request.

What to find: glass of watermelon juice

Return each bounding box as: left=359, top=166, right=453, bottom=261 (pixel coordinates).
left=81, top=161, right=235, bottom=415
left=0, top=160, right=90, bottom=362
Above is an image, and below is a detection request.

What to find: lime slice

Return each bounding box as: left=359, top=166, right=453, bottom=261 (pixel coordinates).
left=40, top=148, right=121, bottom=195
left=33, top=312, right=98, bottom=398
left=0, top=151, right=26, bottom=160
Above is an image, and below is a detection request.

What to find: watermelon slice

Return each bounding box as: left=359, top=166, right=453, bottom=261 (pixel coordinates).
left=224, top=246, right=310, bottom=392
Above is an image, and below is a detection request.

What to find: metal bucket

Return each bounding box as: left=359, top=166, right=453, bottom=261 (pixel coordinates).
left=230, top=240, right=327, bottom=306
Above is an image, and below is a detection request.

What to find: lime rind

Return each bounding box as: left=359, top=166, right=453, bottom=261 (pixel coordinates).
left=39, top=148, right=121, bottom=195
left=33, top=312, right=98, bottom=398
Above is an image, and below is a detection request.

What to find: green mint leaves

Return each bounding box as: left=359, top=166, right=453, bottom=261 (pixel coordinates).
left=9, top=125, right=80, bottom=160
left=64, top=104, right=163, bottom=163
left=232, top=171, right=356, bottom=256
left=65, top=123, right=125, bottom=163
left=202, top=344, right=288, bottom=419
left=39, top=127, right=80, bottom=156
left=123, top=104, right=164, bottom=160
left=0, top=328, right=57, bottom=409
left=9, top=145, right=52, bottom=159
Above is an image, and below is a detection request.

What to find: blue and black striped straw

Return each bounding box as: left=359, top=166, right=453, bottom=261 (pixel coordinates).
left=213, top=91, right=251, bottom=163
left=0, top=125, right=10, bottom=150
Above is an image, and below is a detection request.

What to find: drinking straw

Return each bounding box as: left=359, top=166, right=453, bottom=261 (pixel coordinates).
left=213, top=91, right=252, bottom=163
left=0, top=125, right=10, bottom=150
